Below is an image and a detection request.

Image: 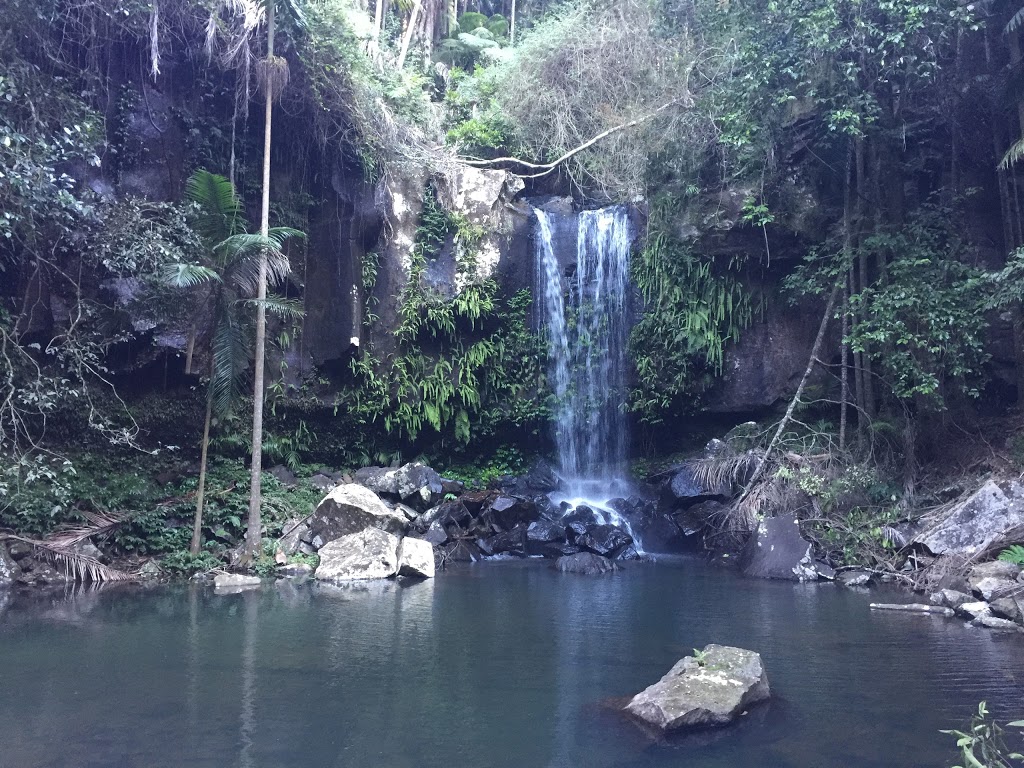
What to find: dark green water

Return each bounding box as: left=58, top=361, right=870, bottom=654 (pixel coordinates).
left=0, top=557, right=1021, bottom=768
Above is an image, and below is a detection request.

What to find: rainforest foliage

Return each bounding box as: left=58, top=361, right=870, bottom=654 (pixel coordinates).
left=4, top=0, right=1024, bottom=565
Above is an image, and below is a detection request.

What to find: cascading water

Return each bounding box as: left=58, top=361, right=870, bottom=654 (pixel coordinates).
left=534, top=205, right=640, bottom=546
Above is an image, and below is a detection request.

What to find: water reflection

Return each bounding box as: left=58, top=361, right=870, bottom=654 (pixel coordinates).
left=0, top=562, right=1021, bottom=768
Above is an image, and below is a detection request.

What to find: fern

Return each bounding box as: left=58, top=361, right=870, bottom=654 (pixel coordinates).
left=998, top=544, right=1024, bottom=566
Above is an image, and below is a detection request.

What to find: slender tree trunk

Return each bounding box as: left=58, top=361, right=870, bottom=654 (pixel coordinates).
left=510, top=0, right=516, bottom=43
left=397, top=0, right=422, bottom=69
left=739, top=280, right=842, bottom=501
left=191, top=390, right=213, bottom=555
left=245, top=0, right=276, bottom=563
left=184, top=322, right=197, bottom=375
left=855, top=137, right=875, bottom=420
left=839, top=140, right=852, bottom=452
left=372, top=0, right=384, bottom=58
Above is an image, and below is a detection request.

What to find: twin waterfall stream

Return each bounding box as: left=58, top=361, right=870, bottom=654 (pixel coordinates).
left=533, top=206, right=639, bottom=543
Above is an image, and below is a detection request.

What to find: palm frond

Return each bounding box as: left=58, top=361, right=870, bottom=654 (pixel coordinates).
left=244, top=295, right=305, bottom=320
left=210, top=302, right=252, bottom=415
left=228, top=247, right=292, bottom=294
left=159, top=262, right=222, bottom=288
left=688, top=451, right=760, bottom=494
left=186, top=170, right=246, bottom=243
left=1007, top=6, right=1024, bottom=34
left=278, top=0, right=307, bottom=29
left=0, top=534, right=137, bottom=582
left=47, top=510, right=128, bottom=550
left=1000, top=135, right=1024, bottom=170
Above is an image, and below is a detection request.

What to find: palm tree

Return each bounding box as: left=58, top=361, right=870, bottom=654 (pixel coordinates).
left=163, top=170, right=302, bottom=556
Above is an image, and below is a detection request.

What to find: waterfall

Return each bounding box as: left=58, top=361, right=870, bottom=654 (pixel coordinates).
left=534, top=205, right=634, bottom=508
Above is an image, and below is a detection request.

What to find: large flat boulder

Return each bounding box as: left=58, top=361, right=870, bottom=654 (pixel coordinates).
left=309, top=484, right=408, bottom=546
left=914, top=479, right=1024, bottom=556
left=315, top=529, right=400, bottom=581
left=625, top=645, right=770, bottom=732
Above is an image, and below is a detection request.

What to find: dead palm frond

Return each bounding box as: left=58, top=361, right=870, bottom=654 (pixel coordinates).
left=688, top=451, right=761, bottom=495
left=46, top=510, right=127, bottom=550
left=0, top=534, right=137, bottom=582
left=0, top=510, right=137, bottom=583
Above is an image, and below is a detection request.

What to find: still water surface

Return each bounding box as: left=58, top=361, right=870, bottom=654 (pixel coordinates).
left=0, top=557, right=1021, bottom=768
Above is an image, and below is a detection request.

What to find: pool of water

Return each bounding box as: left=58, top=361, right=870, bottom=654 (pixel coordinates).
left=1, top=557, right=1021, bottom=768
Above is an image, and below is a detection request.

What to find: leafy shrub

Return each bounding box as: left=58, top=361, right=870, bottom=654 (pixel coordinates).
left=942, top=701, right=1024, bottom=768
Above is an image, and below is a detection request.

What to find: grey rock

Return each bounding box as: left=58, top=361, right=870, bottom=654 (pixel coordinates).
left=422, top=521, right=449, bottom=547
left=315, top=528, right=400, bottom=581
left=213, top=574, right=261, bottom=589
left=17, top=562, right=68, bottom=586
left=395, top=503, right=420, bottom=522
left=554, top=552, right=619, bottom=575
left=577, top=524, right=633, bottom=559
left=970, top=577, right=1019, bottom=602
left=267, top=465, right=298, bottom=487
left=0, top=545, right=21, bottom=586
left=309, top=484, right=408, bottom=546
left=837, top=571, right=872, bottom=588
left=277, top=563, right=314, bottom=578
left=929, top=589, right=974, bottom=610
left=487, top=495, right=540, bottom=530
left=354, top=463, right=444, bottom=510
left=277, top=518, right=310, bottom=556
left=7, top=541, right=32, bottom=561
left=139, top=560, right=162, bottom=579
left=625, top=645, right=771, bottom=732
left=741, top=513, right=815, bottom=581
left=310, top=473, right=336, bottom=492
left=442, top=540, right=483, bottom=562
left=989, top=596, right=1024, bottom=625
left=914, top=480, right=1024, bottom=557
left=563, top=507, right=600, bottom=541
left=481, top=525, right=527, bottom=556
left=973, top=614, right=1024, bottom=632
left=396, top=537, right=435, bottom=579
left=955, top=601, right=992, bottom=621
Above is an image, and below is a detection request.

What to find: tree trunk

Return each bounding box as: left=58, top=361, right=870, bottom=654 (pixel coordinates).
left=190, top=390, right=213, bottom=555
left=245, top=0, right=275, bottom=563
left=855, top=137, right=875, bottom=420
left=510, top=0, right=516, bottom=43
left=371, top=0, right=384, bottom=59
left=397, top=0, right=422, bottom=70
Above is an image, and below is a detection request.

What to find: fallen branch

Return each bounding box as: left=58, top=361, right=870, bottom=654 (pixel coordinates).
left=870, top=603, right=953, bottom=616
left=459, top=97, right=689, bottom=178
left=737, top=279, right=842, bottom=503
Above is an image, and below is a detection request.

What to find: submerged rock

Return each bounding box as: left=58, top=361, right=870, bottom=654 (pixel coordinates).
left=625, top=645, right=770, bottom=732
left=315, top=529, right=400, bottom=581
left=309, top=484, right=408, bottom=546
left=554, top=552, right=619, bottom=575
left=213, top=574, right=261, bottom=589
left=396, top=537, right=435, bottom=579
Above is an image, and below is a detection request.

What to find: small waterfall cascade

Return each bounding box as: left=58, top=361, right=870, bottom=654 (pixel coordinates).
left=534, top=205, right=638, bottom=543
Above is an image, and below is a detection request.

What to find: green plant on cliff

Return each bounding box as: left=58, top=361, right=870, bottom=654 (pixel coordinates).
left=350, top=186, right=546, bottom=449
left=629, top=194, right=756, bottom=423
